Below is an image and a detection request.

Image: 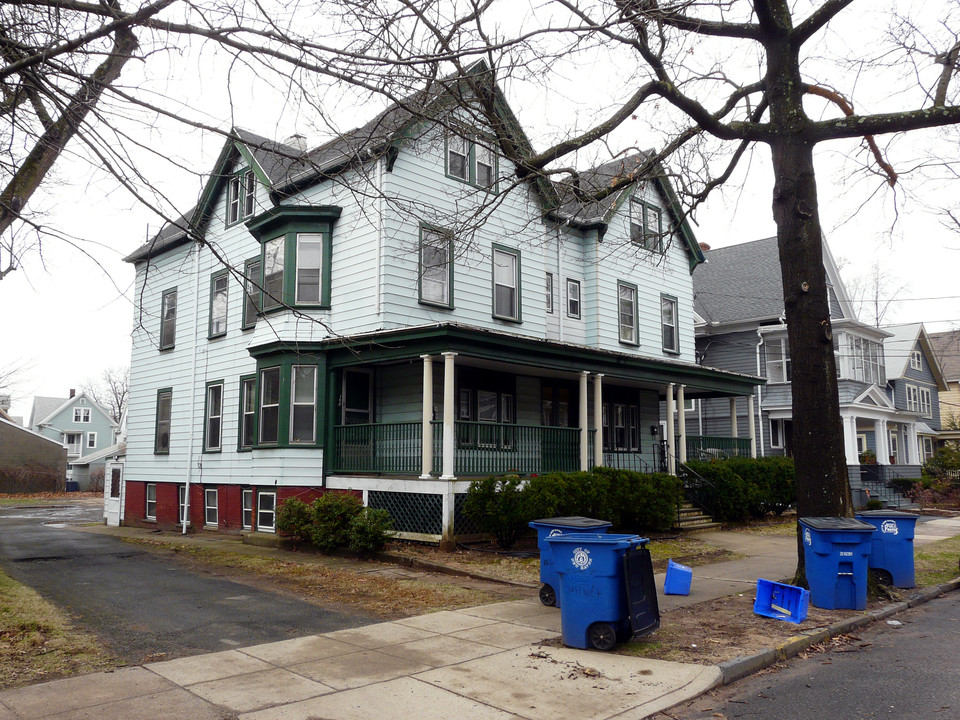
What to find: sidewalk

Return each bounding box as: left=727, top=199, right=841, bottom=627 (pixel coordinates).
left=2, top=517, right=959, bottom=720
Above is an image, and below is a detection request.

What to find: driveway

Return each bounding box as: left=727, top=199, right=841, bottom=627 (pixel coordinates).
left=0, top=500, right=375, bottom=664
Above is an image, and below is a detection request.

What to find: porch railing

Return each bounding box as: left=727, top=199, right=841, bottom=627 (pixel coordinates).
left=331, top=422, right=423, bottom=474
left=685, top=435, right=752, bottom=460
left=454, top=422, right=581, bottom=475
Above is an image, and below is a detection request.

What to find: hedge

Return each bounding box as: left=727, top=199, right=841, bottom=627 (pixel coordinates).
left=683, top=456, right=795, bottom=521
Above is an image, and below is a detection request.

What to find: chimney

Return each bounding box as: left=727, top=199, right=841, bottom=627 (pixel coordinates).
left=699, top=242, right=711, bottom=251
left=284, top=134, right=308, bottom=153
left=69, top=388, right=76, bottom=398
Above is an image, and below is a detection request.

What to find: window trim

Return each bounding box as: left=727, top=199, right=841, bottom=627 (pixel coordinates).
left=289, top=365, right=317, bottom=444
left=294, top=233, right=325, bottom=306
left=159, top=287, right=177, bottom=351
left=445, top=130, right=499, bottom=191
left=204, top=488, right=218, bottom=527
left=919, top=386, right=932, bottom=417
left=770, top=418, right=784, bottom=449
left=566, top=278, right=581, bottom=319
left=630, top=197, right=665, bottom=253
left=910, top=350, right=922, bottom=372
left=155, top=388, right=172, bottom=454
left=178, top=484, right=188, bottom=525
left=617, top=280, right=639, bottom=346
left=227, top=169, right=256, bottom=226
left=418, top=226, right=454, bottom=309
left=86, top=432, right=97, bottom=450
left=257, top=491, right=277, bottom=533
left=661, top=293, right=680, bottom=354
left=545, top=272, right=554, bottom=314
left=145, top=483, right=157, bottom=520
left=238, top=374, right=257, bottom=451
left=242, top=488, right=253, bottom=529
left=242, top=257, right=262, bottom=330
left=208, top=270, right=228, bottom=339
left=765, top=337, right=792, bottom=384
left=491, top=244, right=522, bottom=323
left=203, top=381, right=224, bottom=453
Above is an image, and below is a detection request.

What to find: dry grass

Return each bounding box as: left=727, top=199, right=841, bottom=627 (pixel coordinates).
left=0, top=492, right=101, bottom=507
left=728, top=516, right=798, bottom=537
left=915, top=535, right=960, bottom=586
left=0, top=568, right=115, bottom=690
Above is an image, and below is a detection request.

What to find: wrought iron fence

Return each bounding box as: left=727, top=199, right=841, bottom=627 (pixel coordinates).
left=685, top=435, right=752, bottom=461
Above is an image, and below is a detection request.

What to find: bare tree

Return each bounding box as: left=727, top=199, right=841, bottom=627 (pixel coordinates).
left=82, top=366, right=129, bottom=424
left=845, top=261, right=909, bottom=329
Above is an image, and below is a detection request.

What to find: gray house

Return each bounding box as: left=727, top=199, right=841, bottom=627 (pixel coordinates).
left=690, top=236, right=933, bottom=505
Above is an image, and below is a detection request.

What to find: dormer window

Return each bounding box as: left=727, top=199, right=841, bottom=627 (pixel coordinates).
left=228, top=169, right=256, bottom=225
left=630, top=197, right=664, bottom=253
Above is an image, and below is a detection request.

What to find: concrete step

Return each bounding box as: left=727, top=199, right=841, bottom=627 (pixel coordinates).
left=675, top=520, right=722, bottom=533
left=677, top=513, right=714, bottom=525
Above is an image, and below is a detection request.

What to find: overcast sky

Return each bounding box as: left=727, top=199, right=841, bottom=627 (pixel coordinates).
left=2, top=1, right=958, bottom=422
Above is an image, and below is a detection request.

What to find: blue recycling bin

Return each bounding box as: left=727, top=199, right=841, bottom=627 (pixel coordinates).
left=544, top=532, right=659, bottom=650
left=529, top=517, right=612, bottom=606
left=855, top=510, right=918, bottom=588
left=800, top=517, right=876, bottom=610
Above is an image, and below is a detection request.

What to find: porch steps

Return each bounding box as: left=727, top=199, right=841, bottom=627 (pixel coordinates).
left=674, top=503, right=721, bottom=533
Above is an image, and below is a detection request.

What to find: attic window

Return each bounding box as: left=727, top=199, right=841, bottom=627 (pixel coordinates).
left=228, top=169, right=256, bottom=225
left=630, top=197, right=664, bottom=253
left=446, top=131, right=498, bottom=190
left=910, top=350, right=922, bottom=371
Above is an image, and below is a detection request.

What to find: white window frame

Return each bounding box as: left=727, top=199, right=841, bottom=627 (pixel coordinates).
left=295, top=233, right=324, bottom=304
left=493, top=247, right=520, bottom=321
left=618, top=281, right=638, bottom=344
left=910, top=350, right=922, bottom=372
left=419, top=228, right=452, bottom=307
left=259, top=367, right=281, bottom=445
left=545, top=272, right=554, bottom=314
left=919, top=387, right=932, bottom=417
left=765, top=337, right=792, bottom=384
left=905, top=384, right=920, bottom=412
left=258, top=491, right=276, bottom=532
left=770, top=419, right=784, bottom=449
left=73, top=407, right=91, bottom=423
left=661, top=295, right=679, bottom=353
left=65, top=432, right=82, bottom=456
left=856, top=433, right=868, bottom=454
left=290, top=365, right=317, bottom=444
left=228, top=169, right=256, bottom=224
left=921, top=436, right=934, bottom=461
left=146, top=483, right=157, bottom=520
left=86, top=432, right=97, bottom=450
left=240, top=377, right=256, bottom=449
left=178, top=485, right=188, bottom=524
left=205, top=383, right=223, bottom=451
left=209, top=271, right=228, bottom=337
left=242, top=489, right=253, bottom=529
left=888, top=429, right=900, bottom=464
left=566, top=279, right=581, bottom=319
left=204, top=488, right=218, bottom=527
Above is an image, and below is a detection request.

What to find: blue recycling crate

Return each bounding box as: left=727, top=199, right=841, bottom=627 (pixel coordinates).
left=753, top=578, right=809, bottom=624
left=664, top=559, right=692, bottom=595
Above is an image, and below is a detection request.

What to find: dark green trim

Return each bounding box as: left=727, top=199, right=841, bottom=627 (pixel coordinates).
left=418, top=225, right=454, bottom=309
left=660, top=293, right=680, bottom=355
left=233, top=142, right=272, bottom=187
left=491, top=243, right=522, bottom=323
left=629, top=197, right=664, bottom=253
left=617, top=280, right=639, bottom=346
left=253, top=351, right=326, bottom=450
left=237, top=374, right=256, bottom=452
left=242, top=256, right=261, bottom=330
left=208, top=270, right=228, bottom=339
left=444, top=129, right=499, bottom=193
left=202, top=380, right=224, bottom=453
left=154, top=387, right=172, bottom=455
left=225, top=168, right=257, bottom=228
left=566, top=278, right=581, bottom=320
left=159, top=287, right=177, bottom=351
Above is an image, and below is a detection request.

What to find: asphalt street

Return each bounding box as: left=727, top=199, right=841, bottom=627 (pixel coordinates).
left=656, top=592, right=960, bottom=720
left=0, top=501, right=375, bottom=664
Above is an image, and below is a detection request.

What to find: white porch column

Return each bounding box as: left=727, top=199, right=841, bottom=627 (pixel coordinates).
left=579, top=371, right=589, bottom=471
left=440, top=352, right=457, bottom=480
left=747, top=395, right=757, bottom=458
left=677, top=385, right=687, bottom=464
left=593, top=374, right=604, bottom=470
left=843, top=416, right=859, bottom=465
left=906, top=423, right=918, bottom=464
left=874, top=418, right=889, bottom=465
left=419, top=355, right=434, bottom=479
left=729, top=397, right=739, bottom=437
left=665, top=383, right=676, bottom=475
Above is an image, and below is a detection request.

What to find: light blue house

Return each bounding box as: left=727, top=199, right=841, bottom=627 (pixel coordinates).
left=122, top=63, right=762, bottom=544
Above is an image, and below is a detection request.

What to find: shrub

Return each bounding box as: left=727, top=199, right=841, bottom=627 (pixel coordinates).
left=275, top=498, right=315, bottom=542
left=309, top=492, right=364, bottom=552
left=591, top=467, right=683, bottom=532
left=756, top=456, right=796, bottom=515
left=864, top=499, right=884, bottom=511
left=522, top=471, right=597, bottom=521
left=347, top=508, right=394, bottom=554
left=684, top=460, right=752, bottom=522
left=463, top=475, right=527, bottom=549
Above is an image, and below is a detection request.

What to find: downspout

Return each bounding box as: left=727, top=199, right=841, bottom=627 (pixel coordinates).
left=376, top=155, right=384, bottom=320
left=183, top=240, right=202, bottom=534
left=556, top=227, right=564, bottom=344
left=755, top=328, right=765, bottom=456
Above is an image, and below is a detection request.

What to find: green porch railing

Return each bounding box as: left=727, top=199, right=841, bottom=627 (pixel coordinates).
left=455, top=422, right=582, bottom=475
left=685, top=435, right=752, bottom=460
left=331, top=422, right=422, bottom=474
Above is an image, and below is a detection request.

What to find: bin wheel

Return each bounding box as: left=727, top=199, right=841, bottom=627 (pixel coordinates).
left=588, top=622, right=618, bottom=651
left=539, top=584, right=556, bottom=606
left=870, top=568, right=894, bottom=587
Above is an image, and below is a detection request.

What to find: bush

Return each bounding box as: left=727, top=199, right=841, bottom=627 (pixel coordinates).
left=591, top=467, right=683, bottom=532
left=348, top=508, right=394, bottom=554
left=276, top=498, right=315, bottom=542
left=924, top=446, right=960, bottom=483
left=684, top=460, right=752, bottom=522
left=277, top=493, right=394, bottom=553
left=309, top=492, right=364, bottom=552
left=864, top=499, right=884, bottom=510
left=463, top=475, right=527, bottom=549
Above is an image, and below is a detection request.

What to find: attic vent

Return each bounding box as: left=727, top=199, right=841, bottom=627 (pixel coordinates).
left=284, top=134, right=308, bottom=152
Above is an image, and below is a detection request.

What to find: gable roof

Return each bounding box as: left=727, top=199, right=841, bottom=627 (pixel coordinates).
left=929, top=329, right=960, bottom=381
left=693, top=237, right=784, bottom=324
left=28, top=396, right=68, bottom=429
left=34, top=392, right=118, bottom=429
left=882, top=323, right=948, bottom=389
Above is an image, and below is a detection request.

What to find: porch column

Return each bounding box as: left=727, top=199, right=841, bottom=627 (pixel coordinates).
left=579, top=371, right=589, bottom=471
left=665, top=383, right=676, bottom=475
left=729, top=397, right=739, bottom=437
left=440, top=352, right=457, bottom=480
left=420, top=355, right=434, bottom=479
left=874, top=418, right=889, bottom=465
left=843, top=415, right=860, bottom=465
left=747, top=395, right=757, bottom=458
left=677, top=385, right=687, bottom=464
left=905, top=422, right=917, bottom=464
left=593, top=374, right=604, bottom=470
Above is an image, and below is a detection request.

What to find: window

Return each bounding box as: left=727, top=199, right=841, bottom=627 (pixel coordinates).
left=228, top=169, right=256, bottom=225
left=919, top=387, right=932, bottom=417
left=160, top=288, right=177, bottom=350
left=73, top=407, right=91, bottom=423
left=770, top=419, right=784, bottom=449
left=889, top=429, right=900, bottom=464
left=242, top=489, right=253, bottom=529
left=243, top=258, right=261, bottom=329
left=618, top=282, right=638, bottom=344
left=204, top=488, right=218, bottom=526
left=65, top=432, right=82, bottom=456
left=566, top=279, right=581, bottom=319
left=295, top=234, right=324, bottom=304
left=86, top=432, right=97, bottom=449
left=857, top=433, right=867, bottom=454
left=155, top=389, right=172, bottom=454
left=475, top=143, right=495, bottom=187
left=446, top=132, right=497, bottom=189
left=290, top=366, right=317, bottom=443
left=910, top=350, right=922, bottom=371
left=259, top=367, right=281, bottom=444
left=906, top=384, right=920, bottom=412
left=146, top=484, right=156, bottom=520
left=178, top=485, right=187, bottom=524
left=601, top=399, right=641, bottom=451
left=765, top=338, right=792, bottom=383
left=457, top=372, right=516, bottom=449
left=239, top=377, right=256, bottom=449
left=921, top=436, right=934, bottom=461
left=258, top=491, right=276, bottom=532
left=661, top=295, right=679, bottom=353
left=630, top=197, right=664, bottom=252
left=209, top=271, right=228, bottom=338
left=545, top=272, right=554, bottom=314
left=262, top=237, right=284, bottom=311
left=110, top=467, right=121, bottom=498
left=447, top=134, right=469, bottom=180
left=493, top=246, right=520, bottom=321
left=419, top=228, right=452, bottom=307
left=342, top=370, right=373, bottom=425
left=846, top=335, right=885, bottom=385
left=204, top=382, right=223, bottom=451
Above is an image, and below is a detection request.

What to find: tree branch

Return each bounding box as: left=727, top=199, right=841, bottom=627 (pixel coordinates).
left=794, top=0, right=857, bottom=46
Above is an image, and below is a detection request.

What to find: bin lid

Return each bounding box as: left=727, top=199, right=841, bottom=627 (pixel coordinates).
left=543, top=532, right=640, bottom=547
left=529, top=516, right=613, bottom=528
left=799, top=517, right=876, bottom=532
left=855, top=510, right=919, bottom=519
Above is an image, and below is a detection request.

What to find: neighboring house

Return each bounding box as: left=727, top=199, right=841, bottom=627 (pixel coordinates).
left=692, top=236, right=933, bottom=505
left=929, top=329, right=960, bottom=446
left=880, top=323, right=948, bottom=462
left=0, top=416, right=67, bottom=492
left=122, top=63, right=761, bottom=544
left=30, top=390, right=118, bottom=488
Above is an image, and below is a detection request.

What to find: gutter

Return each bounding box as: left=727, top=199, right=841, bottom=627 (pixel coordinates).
left=183, top=241, right=202, bottom=534
left=756, top=328, right=765, bottom=454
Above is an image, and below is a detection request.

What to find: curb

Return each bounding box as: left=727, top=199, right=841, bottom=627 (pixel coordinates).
left=718, top=578, right=960, bottom=685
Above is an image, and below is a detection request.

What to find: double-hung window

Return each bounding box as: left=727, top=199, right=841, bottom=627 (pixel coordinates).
left=446, top=131, right=497, bottom=189
left=419, top=228, right=453, bottom=307
left=243, top=258, right=261, bottom=328
left=290, top=366, right=317, bottom=443
left=209, top=271, right=228, bottom=338
left=204, top=382, right=223, bottom=451
left=204, top=488, right=218, bottom=526
left=295, top=234, right=324, bottom=304
left=661, top=295, right=679, bottom=352
left=155, top=388, right=172, bottom=454
left=259, top=367, right=281, bottom=444
left=475, top=143, right=495, bottom=187
left=262, top=237, right=285, bottom=311
left=242, top=489, right=253, bottom=529
left=160, top=288, right=177, bottom=350
left=178, top=484, right=188, bottom=524
left=765, top=338, right=791, bottom=383
left=447, top=134, right=469, bottom=180
left=228, top=169, right=256, bottom=225
left=545, top=272, right=554, bottom=314
left=919, top=387, right=932, bottom=417
left=73, top=407, right=91, bottom=423
left=906, top=384, right=920, bottom=412
left=493, top=246, right=520, bottom=321
left=566, top=279, right=581, bottom=319
left=86, top=432, right=97, bottom=449
left=258, top=491, right=276, bottom=532
left=145, top=484, right=157, bottom=520
left=618, top=282, right=638, bottom=345
left=630, top=197, right=664, bottom=252
left=239, top=377, right=256, bottom=449
left=910, top=350, right=922, bottom=371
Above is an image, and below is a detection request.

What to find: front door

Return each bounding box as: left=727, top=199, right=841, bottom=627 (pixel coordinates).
left=104, top=464, right=124, bottom=527
left=541, top=383, right=578, bottom=471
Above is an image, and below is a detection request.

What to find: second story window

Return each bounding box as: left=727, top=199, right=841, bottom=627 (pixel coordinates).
left=661, top=295, right=679, bottom=353
left=204, top=382, right=223, bottom=451
left=848, top=335, right=885, bottom=385
left=618, top=282, right=638, bottom=345
left=419, top=228, right=453, bottom=307
left=545, top=272, right=554, bottom=314
left=493, top=246, right=520, bottom=321
left=262, top=237, right=284, bottom=311
left=240, top=377, right=256, bottom=450
left=155, top=388, right=172, bottom=454
left=295, top=234, right=324, bottom=304
left=160, top=288, right=177, bottom=350
left=209, top=271, right=228, bottom=338
left=243, top=258, right=261, bottom=329
left=566, top=279, right=581, bottom=319
left=766, top=337, right=792, bottom=383
left=228, top=169, right=256, bottom=225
